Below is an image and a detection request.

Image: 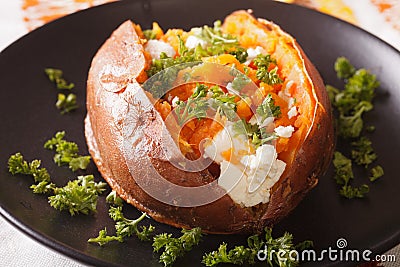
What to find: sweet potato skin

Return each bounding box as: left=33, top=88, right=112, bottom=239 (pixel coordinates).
left=85, top=12, right=334, bottom=234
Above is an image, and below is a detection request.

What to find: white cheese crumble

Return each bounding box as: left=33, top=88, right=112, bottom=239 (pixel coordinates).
left=171, top=96, right=180, bottom=108
left=274, top=125, right=295, bottom=138
left=144, top=40, right=176, bottom=59
left=245, top=46, right=266, bottom=65
left=203, top=121, right=286, bottom=207
left=288, top=106, right=298, bottom=119
left=185, top=35, right=208, bottom=49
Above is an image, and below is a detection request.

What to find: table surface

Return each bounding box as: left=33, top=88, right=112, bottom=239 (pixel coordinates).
left=0, top=0, right=399, bottom=266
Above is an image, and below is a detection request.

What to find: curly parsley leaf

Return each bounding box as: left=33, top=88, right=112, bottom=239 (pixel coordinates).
left=370, top=165, right=384, bottom=182
left=329, top=57, right=383, bottom=199
left=111, top=207, right=155, bottom=241
left=88, top=191, right=154, bottom=246
left=44, top=68, right=75, bottom=90
left=49, top=175, right=107, bottom=215
left=87, top=228, right=123, bottom=246
left=174, top=83, right=209, bottom=125
left=351, top=136, right=377, bottom=168
left=8, top=152, right=51, bottom=183
left=202, top=227, right=312, bottom=267
left=329, top=58, right=379, bottom=139
left=153, top=227, right=202, bottom=267
left=8, top=152, right=106, bottom=214
left=44, top=131, right=91, bottom=171
left=333, top=151, right=369, bottom=199
left=253, top=54, right=283, bottom=85
left=334, top=57, right=356, bottom=79
left=256, top=93, right=281, bottom=121
left=56, top=93, right=78, bottom=114
left=339, top=184, right=370, bottom=199
left=143, top=29, right=157, bottom=40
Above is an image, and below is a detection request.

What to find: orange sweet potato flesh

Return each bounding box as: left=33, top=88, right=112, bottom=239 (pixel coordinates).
left=85, top=11, right=334, bottom=234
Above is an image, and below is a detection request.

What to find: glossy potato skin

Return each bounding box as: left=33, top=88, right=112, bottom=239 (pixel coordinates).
left=85, top=11, right=334, bottom=234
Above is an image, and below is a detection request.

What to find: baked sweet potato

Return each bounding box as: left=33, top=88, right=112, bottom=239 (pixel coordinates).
left=85, top=10, right=334, bottom=234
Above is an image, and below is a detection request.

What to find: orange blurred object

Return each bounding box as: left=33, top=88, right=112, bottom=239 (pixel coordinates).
left=22, top=0, right=117, bottom=31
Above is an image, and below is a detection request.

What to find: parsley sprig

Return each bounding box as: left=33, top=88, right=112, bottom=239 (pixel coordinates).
left=153, top=227, right=202, bottom=266
left=88, top=192, right=155, bottom=245
left=256, top=93, right=281, bottom=121
left=202, top=227, right=312, bottom=267
left=328, top=57, right=384, bottom=199
left=49, top=175, right=106, bottom=215
left=88, top=192, right=201, bottom=267
left=8, top=152, right=106, bottom=214
left=174, top=83, right=209, bottom=125
left=333, top=152, right=370, bottom=199
left=45, top=68, right=78, bottom=114
left=44, top=131, right=91, bottom=171
left=253, top=54, right=283, bottom=85
left=327, top=57, right=379, bottom=138
left=146, top=20, right=248, bottom=95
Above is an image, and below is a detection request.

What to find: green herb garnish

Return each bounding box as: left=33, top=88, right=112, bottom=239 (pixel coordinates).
left=49, top=175, right=106, bottom=215
left=8, top=152, right=106, bottom=214
left=174, top=83, right=209, bottom=125
left=329, top=57, right=383, bottom=198
left=45, top=68, right=78, bottom=114
left=369, top=165, right=384, bottom=182
left=351, top=136, right=377, bottom=168
left=329, top=59, right=379, bottom=138
left=256, top=93, right=281, bottom=121
left=8, top=152, right=51, bottom=183
left=333, top=151, right=369, bottom=199
left=202, top=227, right=312, bottom=267
left=56, top=93, right=78, bottom=114
left=44, top=68, right=75, bottom=90
left=44, top=131, right=91, bottom=171
left=253, top=54, right=283, bottom=85
left=153, top=227, right=202, bottom=267
left=143, top=29, right=157, bottom=40
left=88, top=192, right=154, bottom=245
left=334, top=56, right=356, bottom=79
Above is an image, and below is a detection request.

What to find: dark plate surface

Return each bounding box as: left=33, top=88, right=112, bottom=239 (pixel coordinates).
left=0, top=0, right=399, bottom=266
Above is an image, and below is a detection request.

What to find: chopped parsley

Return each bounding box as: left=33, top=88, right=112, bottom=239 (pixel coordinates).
left=202, top=227, right=312, bottom=267
left=230, top=72, right=251, bottom=92
left=45, top=68, right=78, bottom=114
left=328, top=58, right=379, bottom=139
left=329, top=57, right=384, bottom=199
left=88, top=192, right=154, bottom=245
left=153, top=227, right=202, bottom=267
left=232, top=119, right=277, bottom=149
left=44, top=68, right=75, bottom=90
left=333, top=152, right=369, bottom=199
left=351, top=136, right=377, bottom=168
left=174, top=83, right=209, bottom=125
left=56, top=93, right=78, bottom=115
left=44, top=131, right=91, bottom=171
left=8, top=152, right=51, bottom=184
left=256, top=93, right=281, bottom=121
left=8, top=152, right=106, bottom=215
left=334, top=56, right=356, bottom=79
left=369, top=165, right=384, bottom=182
left=146, top=20, right=248, bottom=91
left=253, top=54, right=283, bottom=85
left=143, top=29, right=157, bottom=40
left=49, top=175, right=106, bottom=215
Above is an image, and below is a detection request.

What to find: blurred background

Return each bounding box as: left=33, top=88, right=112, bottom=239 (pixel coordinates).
left=0, top=0, right=399, bottom=266
left=0, top=0, right=399, bottom=51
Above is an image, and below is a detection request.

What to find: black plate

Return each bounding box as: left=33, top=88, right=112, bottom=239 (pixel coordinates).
left=0, top=1, right=399, bottom=266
